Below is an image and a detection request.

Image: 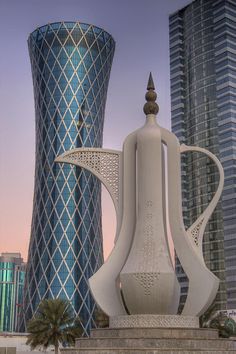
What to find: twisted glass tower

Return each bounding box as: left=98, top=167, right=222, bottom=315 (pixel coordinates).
left=23, top=22, right=115, bottom=333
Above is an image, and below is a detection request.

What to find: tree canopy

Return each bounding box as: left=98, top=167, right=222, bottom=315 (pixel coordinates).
left=26, top=298, right=83, bottom=353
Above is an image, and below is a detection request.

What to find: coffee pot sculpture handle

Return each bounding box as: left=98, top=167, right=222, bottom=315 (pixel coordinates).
left=180, top=144, right=224, bottom=254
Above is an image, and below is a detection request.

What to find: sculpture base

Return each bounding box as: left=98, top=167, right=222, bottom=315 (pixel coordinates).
left=109, top=314, right=199, bottom=328
left=61, top=327, right=236, bottom=353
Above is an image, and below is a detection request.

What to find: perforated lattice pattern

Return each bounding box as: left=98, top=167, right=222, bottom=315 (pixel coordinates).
left=62, top=150, right=120, bottom=202
left=190, top=219, right=204, bottom=246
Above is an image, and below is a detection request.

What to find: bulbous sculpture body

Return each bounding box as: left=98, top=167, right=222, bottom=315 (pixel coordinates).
left=120, top=116, right=180, bottom=314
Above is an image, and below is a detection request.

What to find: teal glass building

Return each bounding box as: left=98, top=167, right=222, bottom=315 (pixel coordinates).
left=169, top=0, right=236, bottom=312
left=0, top=253, right=26, bottom=332
left=22, top=22, right=115, bottom=333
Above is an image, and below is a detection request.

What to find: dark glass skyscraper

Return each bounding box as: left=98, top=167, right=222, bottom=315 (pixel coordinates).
left=23, top=22, right=115, bottom=333
left=169, top=0, right=236, bottom=312
left=0, top=253, right=26, bottom=332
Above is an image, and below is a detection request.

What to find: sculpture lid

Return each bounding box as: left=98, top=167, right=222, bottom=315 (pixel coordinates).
left=143, top=72, right=159, bottom=116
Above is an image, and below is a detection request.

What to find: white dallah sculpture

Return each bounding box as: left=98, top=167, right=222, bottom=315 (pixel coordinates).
left=56, top=74, right=224, bottom=325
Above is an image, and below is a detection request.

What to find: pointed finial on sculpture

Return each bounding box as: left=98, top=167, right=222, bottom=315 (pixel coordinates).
left=143, top=72, right=159, bottom=116
left=147, top=72, right=155, bottom=90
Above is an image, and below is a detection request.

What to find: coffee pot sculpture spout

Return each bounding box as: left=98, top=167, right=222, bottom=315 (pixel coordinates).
left=55, top=73, right=224, bottom=318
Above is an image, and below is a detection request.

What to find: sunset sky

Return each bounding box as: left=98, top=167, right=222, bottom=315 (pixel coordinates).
left=0, top=0, right=190, bottom=261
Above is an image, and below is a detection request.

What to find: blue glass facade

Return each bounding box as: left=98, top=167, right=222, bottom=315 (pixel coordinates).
left=169, top=0, right=236, bottom=312
left=0, top=253, right=26, bottom=332
left=22, top=22, right=115, bottom=333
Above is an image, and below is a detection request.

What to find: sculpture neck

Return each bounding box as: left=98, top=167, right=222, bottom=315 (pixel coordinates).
left=146, top=114, right=157, bottom=126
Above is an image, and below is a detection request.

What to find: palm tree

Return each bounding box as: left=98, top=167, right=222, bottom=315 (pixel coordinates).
left=26, top=298, right=83, bottom=354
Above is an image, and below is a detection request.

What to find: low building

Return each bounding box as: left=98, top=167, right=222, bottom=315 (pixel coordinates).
left=0, top=333, right=52, bottom=354
left=0, top=253, right=26, bottom=332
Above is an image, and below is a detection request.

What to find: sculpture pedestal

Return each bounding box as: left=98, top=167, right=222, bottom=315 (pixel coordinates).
left=61, top=326, right=236, bottom=354
left=109, top=314, right=199, bottom=328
